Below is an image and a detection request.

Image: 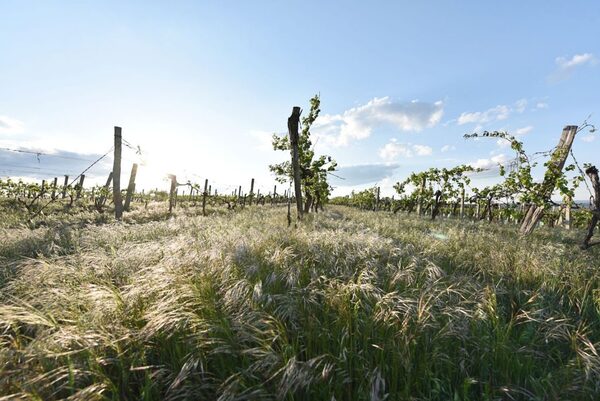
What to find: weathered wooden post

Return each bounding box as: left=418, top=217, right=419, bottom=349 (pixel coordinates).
left=289, top=106, right=303, bottom=221
left=581, top=166, right=600, bottom=249
left=75, top=175, right=85, bottom=199
left=375, top=187, right=380, bottom=211
left=202, top=178, right=208, bottom=216
left=124, top=163, right=138, bottom=211
left=113, top=126, right=123, bottom=220
left=208, top=184, right=212, bottom=196
left=272, top=184, right=277, bottom=205
left=168, top=174, right=177, bottom=214
left=520, top=125, right=577, bottom=235
left=62, top=175, right=69, bottom=199
left=249, top=178, right=255, bottom=206
left=564, top=196, right=572, bottom=230
left=40, top=180, right=46, bottom=198
left=460, top=189, right=465, bottom=219
left=51, top=177, right=58, bottom=200
left=287, top=191, right=292, bottom=227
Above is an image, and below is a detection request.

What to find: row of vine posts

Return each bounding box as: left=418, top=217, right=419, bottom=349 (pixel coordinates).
left=331, top=124, right=599, bottom=249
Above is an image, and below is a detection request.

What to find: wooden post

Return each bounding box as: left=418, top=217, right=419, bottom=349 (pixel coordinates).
left=208, top=184, right=212, bottom=196
left=376, top=187, right=380, bottom=211
left=51, top=177, right=58, bottom=200
left=202, top=179, right=208, bottom=216
left=520, top=125, right=577, bottom=235
left=460, top=189, right=465, bottom=219
left=289, top=106, right=303, bottom=220
left=62, top=175, right=69, bottom=199
left=113, top=126, right=123, bottom=220
left=287, top=191, right=292, bottom=227
left=249, top=178, right=255, bottom=206
left=124, top=163, right=138, bottom=211
left=272, top=184, right=277, bottom=205
left=581, top=166, right=600, bottom=249
left=76, top=175, right=85, bottom=199
left=168, top=174, right=177, bottom=214
left=564, top=197, right=572, bottom=230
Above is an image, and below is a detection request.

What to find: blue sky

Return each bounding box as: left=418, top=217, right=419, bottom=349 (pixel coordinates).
left=1, top=1, right=599, bottom=198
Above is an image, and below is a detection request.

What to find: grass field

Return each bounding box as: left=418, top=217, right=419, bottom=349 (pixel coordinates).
left=1, top=203, right=600, bottom=400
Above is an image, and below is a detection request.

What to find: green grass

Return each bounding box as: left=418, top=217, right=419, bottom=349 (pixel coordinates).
left=1, top=203, right=599, bottom=400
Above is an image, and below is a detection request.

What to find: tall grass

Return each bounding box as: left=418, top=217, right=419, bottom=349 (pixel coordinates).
left=1, top=204, right=599, bottom=400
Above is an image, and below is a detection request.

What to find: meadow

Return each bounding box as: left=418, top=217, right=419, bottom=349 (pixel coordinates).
left=1, top=202, right=600, bottom=400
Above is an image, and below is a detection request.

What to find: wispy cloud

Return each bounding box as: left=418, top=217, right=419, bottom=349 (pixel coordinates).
left=0, top=115, right=25, bottom=134
left=470, top=154, right=508, bottom=170
left=496, top=125, right=533, bottom=148
left=457, top=99, right=528, bottom=126
left=581, top=134, right=596, bottom=143
left=549, top=53, right=596, bottom=82
left=313, top=97, right=444, bottom=147
left=330, top=163, right=400, bottom=186
left=0, top=146, right=112, bottom=181
left=413, top=144, right=433, bottom=156
left=379, top=140, right=433, bottom=161
left=440, top=144, right=456, bottom=152
left=514, top=126, right=533, bottom=136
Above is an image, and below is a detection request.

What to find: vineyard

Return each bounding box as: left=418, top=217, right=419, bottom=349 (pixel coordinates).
left=1, top=98, right=600, bottom=400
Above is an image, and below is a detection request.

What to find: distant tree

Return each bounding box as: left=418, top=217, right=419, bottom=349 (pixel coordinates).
left=270, top=94, right=337, bottom=212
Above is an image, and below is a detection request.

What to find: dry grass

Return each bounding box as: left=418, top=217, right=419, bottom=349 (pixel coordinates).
left=1, top=203, right=599, bottom=400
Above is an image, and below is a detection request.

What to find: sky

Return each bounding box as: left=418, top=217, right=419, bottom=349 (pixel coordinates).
left=1, top=1, right=599, bottom=198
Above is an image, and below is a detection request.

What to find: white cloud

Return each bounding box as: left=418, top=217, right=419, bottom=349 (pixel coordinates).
left=379, top=142, right=413, bottom=160
left=514, top=99, right=528, bottom=113
left=458, top=99, right=541, bottom=127
left=536, top=102, right=548, bottom=109
left=313, top=97, right=444, bottom=147
left=457, top=105, right=510, bottom=125
left=0, top=115, right=25, bottom=134
left=379, top=140, right=433, bottom=161
left=514, top=126, right=533, bottom=136
left=550, top=53, right=596, bottom=81
left=440, top=144, right=456, bottom=152
left=581, top=134, right=596, bottom=143
left=496, top=125, right=533, bottom=148
left=413, top=144, right=433, bottom=156
left=556, top=53, right=595, bottom=70
left=470, top=154, right=508, bottom=170
left=330, top=163, right=400, bottom=186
